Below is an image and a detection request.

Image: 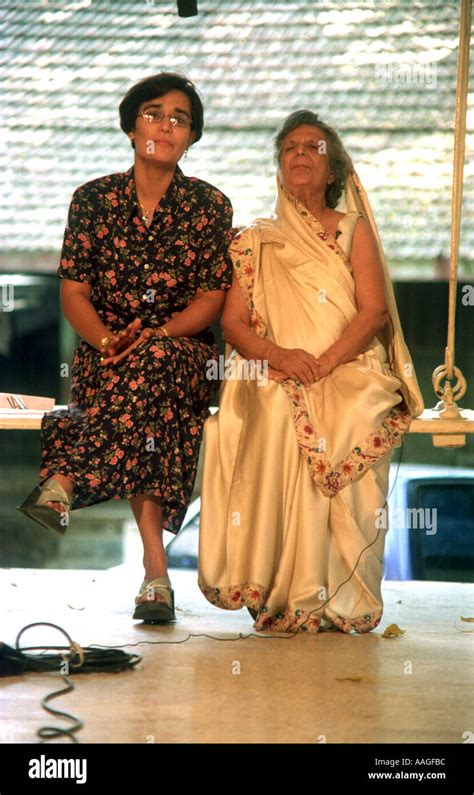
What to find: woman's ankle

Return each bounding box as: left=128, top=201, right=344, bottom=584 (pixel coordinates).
left=144, top=568, right=169, bottom=581
left=143, top=555, right=168, bottom=580
left=43, top=474, right=73, bottom=494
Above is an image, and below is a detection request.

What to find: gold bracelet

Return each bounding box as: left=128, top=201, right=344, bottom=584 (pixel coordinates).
left=155, top=326, right=169, bottom=337
left=100, top=334, right=111, bottom=351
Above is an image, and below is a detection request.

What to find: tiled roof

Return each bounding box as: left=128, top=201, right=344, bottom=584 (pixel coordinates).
left=1, top=0, right=473, bottom=269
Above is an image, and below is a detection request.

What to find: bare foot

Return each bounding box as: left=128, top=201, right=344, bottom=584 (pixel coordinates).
left=42, top=474, right=73, bottom=514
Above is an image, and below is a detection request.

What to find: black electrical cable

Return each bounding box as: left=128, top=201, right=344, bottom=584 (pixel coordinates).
left=295, top=437, right=405, bottom=632
left=0, top=622, right=142, bottom=743
left=38, top=676, right=83, bottom=743
left=2, top=442, right=404, bottom=743
left=94, top=438, right=406, bottom=647
left=0, top=622, right=142, bottom=674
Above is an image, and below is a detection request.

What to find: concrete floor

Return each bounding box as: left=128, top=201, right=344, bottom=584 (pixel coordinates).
left=0, top=567, right=472, bottom=744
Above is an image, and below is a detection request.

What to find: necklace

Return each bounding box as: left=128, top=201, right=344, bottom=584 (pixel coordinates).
left=139, top=201, right=154, bottom=227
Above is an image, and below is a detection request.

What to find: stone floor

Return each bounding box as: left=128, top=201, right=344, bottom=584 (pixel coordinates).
left=0, top=567, right=472, bottom=744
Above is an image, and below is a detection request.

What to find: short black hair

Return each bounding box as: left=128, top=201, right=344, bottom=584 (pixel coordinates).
left=119, top=72, right=204, bottom=148
left=274, top=110, right=351, bottom=209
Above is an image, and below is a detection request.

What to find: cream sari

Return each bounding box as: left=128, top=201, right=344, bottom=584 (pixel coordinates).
left=198, top=169, right=424, bottom=633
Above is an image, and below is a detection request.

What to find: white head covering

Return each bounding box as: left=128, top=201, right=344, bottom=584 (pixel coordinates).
left=338, top=169, right=425, bottom=417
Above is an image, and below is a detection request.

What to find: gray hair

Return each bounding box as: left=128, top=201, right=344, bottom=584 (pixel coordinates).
left=274, top=110, right=352, bottom=209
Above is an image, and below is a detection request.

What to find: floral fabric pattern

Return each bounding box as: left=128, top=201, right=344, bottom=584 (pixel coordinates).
left=230, top=234, right=412, bottom=497
left=199, top=582, right=381, bottom=634
left=198, top=171, right=421, bottom=636
left=39, top=165, right=233, bottom=533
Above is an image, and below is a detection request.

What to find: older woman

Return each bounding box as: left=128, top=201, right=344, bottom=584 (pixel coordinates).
left=18, top=72, right=233, bottom=623
left=198, top=110, right=424, bottom=634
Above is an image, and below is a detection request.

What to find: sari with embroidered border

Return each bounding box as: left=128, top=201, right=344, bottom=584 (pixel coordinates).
left=198, top=169, right=424, bottom=634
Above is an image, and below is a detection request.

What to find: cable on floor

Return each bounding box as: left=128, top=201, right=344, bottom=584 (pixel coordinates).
left=98, top=437, right=406, bottom=645
left=1, top=442, right=404, bottom=741
left=0, top=622, right=141, bottom=743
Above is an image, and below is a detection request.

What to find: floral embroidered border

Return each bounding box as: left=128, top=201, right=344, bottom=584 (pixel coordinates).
left=332, top=612, right=382, bottom=634
left=281, top=182, right=361, bottom=268
left=199, top=581, right=381, bottom=635
left=230, top=234, right=413, bottom=498
left=279, top=379, right=412, bottom=497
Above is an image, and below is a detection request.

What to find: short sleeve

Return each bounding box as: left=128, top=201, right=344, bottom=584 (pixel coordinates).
left=229, top=225, right=256, bottom=265
left=57, top=187, right=95, bottom=284
left=195, top=192, right=234, bottom=294
left=227, top=225, right=259, bottom=306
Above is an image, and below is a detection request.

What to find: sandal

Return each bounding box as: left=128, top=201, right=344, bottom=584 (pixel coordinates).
left=133, top=577, right=176, bottom=623
left=17, top=477, right=72, bottom=536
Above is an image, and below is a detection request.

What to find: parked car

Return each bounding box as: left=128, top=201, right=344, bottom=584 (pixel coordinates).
left=167, top=464, right=474, bottom=583
left=383, top=464, right=474, bottom=582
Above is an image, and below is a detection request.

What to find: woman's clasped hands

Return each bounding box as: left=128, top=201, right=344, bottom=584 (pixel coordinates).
left=100, top=318, right=164, bottom=366
left=268, top=346, right=335, bottom=387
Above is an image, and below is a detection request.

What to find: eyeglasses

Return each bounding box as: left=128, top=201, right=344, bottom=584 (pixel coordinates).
left=136, top=110, right=192, bottom=128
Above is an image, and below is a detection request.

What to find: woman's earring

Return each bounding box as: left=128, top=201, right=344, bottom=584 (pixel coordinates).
left=184, top=149, right=188, bottom=159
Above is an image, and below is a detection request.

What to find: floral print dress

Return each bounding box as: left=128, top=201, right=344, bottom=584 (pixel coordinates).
left=39, top=165, right=233, bottom=534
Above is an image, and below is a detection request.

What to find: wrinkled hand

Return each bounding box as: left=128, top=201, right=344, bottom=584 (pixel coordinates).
left=267, top=366, right=288, bottom=382
left=100, top=323, right=160, bottom=366
left=268, top=346, right=320, bottom=387
left=269, top=347, right=336, bottom=386
left=314, top=352, right=336, bottom=380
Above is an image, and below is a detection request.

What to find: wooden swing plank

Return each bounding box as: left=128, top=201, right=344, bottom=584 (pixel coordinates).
left=1, top=407, right=474, bottom=435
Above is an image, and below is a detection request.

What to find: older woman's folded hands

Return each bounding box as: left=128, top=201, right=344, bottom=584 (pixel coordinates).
left=268, top=346, right=336, bottom=386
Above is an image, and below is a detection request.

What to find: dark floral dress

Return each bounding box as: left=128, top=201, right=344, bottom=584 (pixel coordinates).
left=39, top=164, right=233, bottom=534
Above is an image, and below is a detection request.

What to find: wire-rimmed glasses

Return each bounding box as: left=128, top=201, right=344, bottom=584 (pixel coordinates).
left=136, top=110, right=192, bottom=128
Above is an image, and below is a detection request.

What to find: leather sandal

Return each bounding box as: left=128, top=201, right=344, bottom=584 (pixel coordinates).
left=133, top=578, right=176, bottom=623
left=17, top=477, right=72, bottom=536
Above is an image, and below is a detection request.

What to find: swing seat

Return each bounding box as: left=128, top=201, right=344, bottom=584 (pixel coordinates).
left=409, top=407, right=474, bottom=447
left=1, top=406, right=474, bottom=449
